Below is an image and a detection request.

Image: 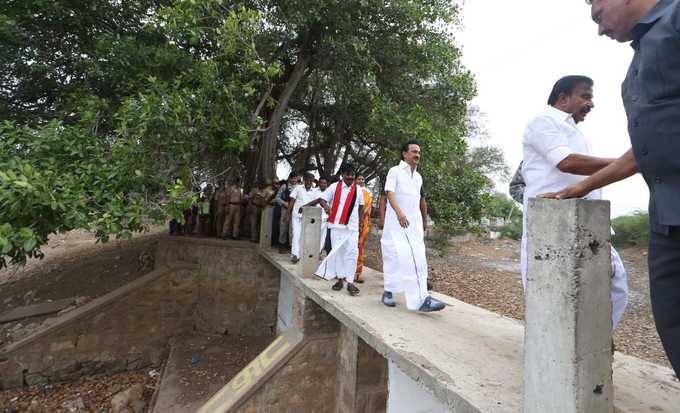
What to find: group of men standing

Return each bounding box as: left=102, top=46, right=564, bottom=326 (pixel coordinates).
left=281, top=144, right=445, bottom=312
left=518, top=0, right=680, bottom=378
left=170, top=178, right=278, bottom=243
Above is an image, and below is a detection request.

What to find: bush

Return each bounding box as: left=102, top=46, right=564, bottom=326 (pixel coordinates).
left=494, top=215, right=522, bottom=240
left=611, top=211, right=650, bottom=247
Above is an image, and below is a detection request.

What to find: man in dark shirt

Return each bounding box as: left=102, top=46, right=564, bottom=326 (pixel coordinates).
left=545, top=0, right=680, bottom=376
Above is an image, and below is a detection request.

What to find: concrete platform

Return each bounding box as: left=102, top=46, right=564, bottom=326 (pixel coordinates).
left=260, top=248, right=680, bottom=413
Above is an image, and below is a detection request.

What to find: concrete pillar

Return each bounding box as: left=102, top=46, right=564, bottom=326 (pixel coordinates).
left=523, top=198, right=613, bottom=413
left=259, top=206, right=274, bottom=250
left=300, top=207, right=322, bottom=277
left=335, top=326, right=388, bottom=413
left=336, top=325, right=359, bottom=413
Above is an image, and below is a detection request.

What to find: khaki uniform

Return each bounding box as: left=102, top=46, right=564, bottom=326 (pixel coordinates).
left=248, top=187, right=268, bottom=242
left=222, top=185, right=243, bottom=238
left=214, top=189, right=228, bottom=236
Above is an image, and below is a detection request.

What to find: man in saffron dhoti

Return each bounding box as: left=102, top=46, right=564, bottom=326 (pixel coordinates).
left=381, top=141, right=445, bottom=312
left=354, top=174, right=372, bottom=283
left=315, top=163, right=365, bottom=296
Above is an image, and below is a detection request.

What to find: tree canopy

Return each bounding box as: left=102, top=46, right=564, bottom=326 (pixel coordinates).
left=0, top=0, right=504, bottom=266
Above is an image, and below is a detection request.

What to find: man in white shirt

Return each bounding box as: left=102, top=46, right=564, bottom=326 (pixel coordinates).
left=287, top=172, right=321, bottom=264
left=521, top=75, right=628, bottom=330
left=381, top=141, right=445, bottom=312
left=316, top=163, right=365, bottom=296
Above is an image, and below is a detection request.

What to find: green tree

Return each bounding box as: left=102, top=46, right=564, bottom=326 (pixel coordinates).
left=1, top=0, right=497, bottom=265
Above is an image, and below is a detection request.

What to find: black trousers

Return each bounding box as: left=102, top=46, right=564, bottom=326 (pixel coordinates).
left=649, top=226, right=680, bottom=377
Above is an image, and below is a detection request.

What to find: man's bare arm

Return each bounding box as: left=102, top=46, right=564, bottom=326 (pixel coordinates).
left=386, top=191, right=409, bottom=228
left=420, top=197, right=428, bottom=231
left=556, top=154, right=616, bottom=175
left=542, top=149, right=639, bottom=199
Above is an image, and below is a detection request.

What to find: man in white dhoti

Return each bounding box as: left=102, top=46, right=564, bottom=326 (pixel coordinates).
left=381, top=141, right=445, bottom=312
left=521, top=75, right=628, bottom=330
left=315, top=164, right=365, bottom=296
left=287, top=172, right=321, bottom=264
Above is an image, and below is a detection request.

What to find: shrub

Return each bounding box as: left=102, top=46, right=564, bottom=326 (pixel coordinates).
left=611, top=211, right=650, bottom=247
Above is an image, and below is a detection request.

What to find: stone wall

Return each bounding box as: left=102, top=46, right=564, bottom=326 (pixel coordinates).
left=157, top=237, right=280, bottom=337
left=0, top=237, right=281, bottom=389
left=1, top=266, right=197, bottom=387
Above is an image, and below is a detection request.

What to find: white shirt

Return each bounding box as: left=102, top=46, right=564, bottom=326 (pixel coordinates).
left=383, top=160, right=424, bottom=237
left=521, top=105, right=601, bottom=204
left=325, top=181, right=365, bottom=231
left=290, top=185, right=321, bottom=219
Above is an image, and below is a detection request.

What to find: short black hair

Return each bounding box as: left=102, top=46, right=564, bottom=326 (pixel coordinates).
left=303, top=172, right=315, bottom=180
left=318, top=176, right=328, bottom=182
left=288, top=171, right=299, bottom=179
left=401, top=140, right=421, bottom=160
left=339, top=163, right=354, bottom=174
left=547, top=75, right=594, bottom=105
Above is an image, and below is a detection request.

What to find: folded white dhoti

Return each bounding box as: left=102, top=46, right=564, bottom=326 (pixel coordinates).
left=611, top=247, right=628, bottom=330
left=381, top=227, right=429, bottom=310
left=316, top=227, right=358, bottom=283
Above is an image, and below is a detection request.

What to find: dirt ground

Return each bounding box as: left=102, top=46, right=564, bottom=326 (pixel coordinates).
left=0, top=370, right=156, bottom=413
left=364, top=231, right=669, bottom=368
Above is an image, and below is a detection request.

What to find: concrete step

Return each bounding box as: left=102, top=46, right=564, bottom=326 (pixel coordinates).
left=152, top=333, right=274, bottom=413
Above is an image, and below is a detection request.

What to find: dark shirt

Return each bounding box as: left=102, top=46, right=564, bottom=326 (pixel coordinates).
left=623, top=0, right=680, bottom=233
left=509, top=162, right=525, bottom=204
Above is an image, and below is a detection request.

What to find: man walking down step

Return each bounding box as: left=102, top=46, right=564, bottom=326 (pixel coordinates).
left=381, top=141, right=444, bottom=312
left=521, top=75, right=629, bottom=330
left=316, top=163, right=365, bottom=296
left=544, top=0, right=680, bottom=377
left=287, top=172, right=321, bottom=264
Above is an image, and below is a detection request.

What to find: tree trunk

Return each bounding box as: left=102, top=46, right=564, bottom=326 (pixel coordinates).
left=259, top=50, right=310, bottom=181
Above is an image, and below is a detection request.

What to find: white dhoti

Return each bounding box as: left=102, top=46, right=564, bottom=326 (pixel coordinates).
left=611, top=247, right=628, bottom=330
left=291, top=216, right=302, bottom=258
left=521, top=237, right=629, bottom=331
left=381, top=227, right=429, bottom=310
left=316, top=227, right=358, bottom=283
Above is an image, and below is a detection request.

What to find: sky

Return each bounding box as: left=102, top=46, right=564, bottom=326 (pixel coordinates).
left=458, top=0, right=649, bottom=217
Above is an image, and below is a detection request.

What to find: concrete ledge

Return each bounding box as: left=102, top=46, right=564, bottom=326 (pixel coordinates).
left=158, top=235, right=256, bottom=250
left=0, top=263, right=197, bottom=356
left=259, top=248, right=680, bottom=413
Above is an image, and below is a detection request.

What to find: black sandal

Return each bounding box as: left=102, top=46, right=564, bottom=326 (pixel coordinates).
left=332, top=279, right=344, bottom=291
left=347, top=283, right=360, bottom=296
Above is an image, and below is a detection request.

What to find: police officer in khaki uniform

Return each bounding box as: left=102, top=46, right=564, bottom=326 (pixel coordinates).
left=214, top=181, right=228, bottom=238
left=248, top=179, right=273, bottom=242
left=221, top=177, right=243, bottom=240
